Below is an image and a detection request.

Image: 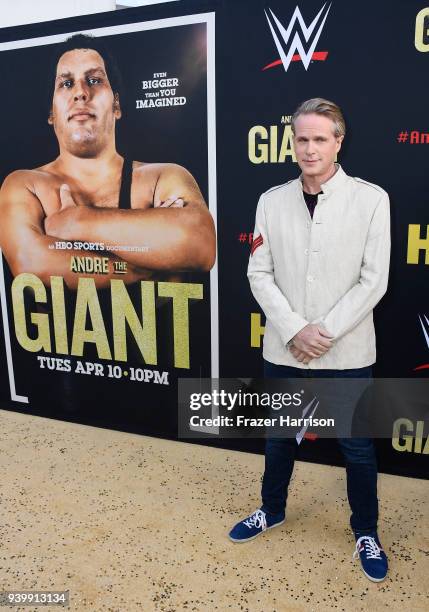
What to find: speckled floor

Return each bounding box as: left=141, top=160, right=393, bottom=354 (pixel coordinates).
left=0, top=409, right=427, bottom=612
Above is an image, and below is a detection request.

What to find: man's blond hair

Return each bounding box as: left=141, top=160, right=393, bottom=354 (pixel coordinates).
left=291, top=98, right=345, bottom=138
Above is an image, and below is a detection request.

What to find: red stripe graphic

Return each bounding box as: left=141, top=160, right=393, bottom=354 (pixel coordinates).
left=413, top=364, right=429, bottom=371
left=262, top=51, right=329, bottom=71
left=251, top=241, right=263, bottom=255
left=251, top=235, right=263, bottom=255
left=303, top=432, right=318, bottom=441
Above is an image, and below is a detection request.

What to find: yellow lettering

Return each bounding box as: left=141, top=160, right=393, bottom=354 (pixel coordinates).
left=78, top=258, right=86, bottom=272
left=251, top=313, right=265, bottom=348
left=407, top=224, right=429, bottom=264
left=71, top=278, right=112, bottom=359
left=279, top=125, right=296, bottom=162
left=11, top=276, right=202, bottom=365
left=111, top=280, right=157, bottom=363
left=157, top=282, right=203, bottom=369
left=248, top=126, right=269, bottom=164
left=51, top=276, right=68, bottom=354
left=270, top=126, right=278, bottom=163
left=70, top=256, right=109, bottom=274
left=414, top=420, right=424, bottom=453
left=11, top=273, right=51, bottom=352
left=70, top=256, right=86, bottom=272
left=415, top=7, right=429, bottom=52
left=86, top=258, right=94, bottom=273
left=392, top=418, right=414, bottom=452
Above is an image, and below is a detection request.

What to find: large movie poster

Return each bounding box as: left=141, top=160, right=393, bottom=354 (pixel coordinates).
left=0, top=13, right=217, bottom=435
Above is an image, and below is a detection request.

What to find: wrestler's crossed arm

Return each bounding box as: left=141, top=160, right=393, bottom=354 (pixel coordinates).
left=0, top=171, right=144, bottom=289
left=45, top=164, right=216, bottom=273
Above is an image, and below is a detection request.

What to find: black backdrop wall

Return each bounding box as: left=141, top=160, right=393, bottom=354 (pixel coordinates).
left=0, top=0, right=428, bottom=479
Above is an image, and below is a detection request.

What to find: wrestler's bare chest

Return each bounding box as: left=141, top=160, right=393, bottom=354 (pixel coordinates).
left=31, top=165, right=154, bottom=217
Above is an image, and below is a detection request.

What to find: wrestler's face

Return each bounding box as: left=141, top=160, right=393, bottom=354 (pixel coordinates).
left=49, top=48, right=121, bottom=158
left=293, top=113, right=343, bottom=182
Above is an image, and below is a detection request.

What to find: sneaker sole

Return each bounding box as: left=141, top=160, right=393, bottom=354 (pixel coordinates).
left=360, top=567, right=387, bottom=583
left=228, top=518, right=285, bottom=543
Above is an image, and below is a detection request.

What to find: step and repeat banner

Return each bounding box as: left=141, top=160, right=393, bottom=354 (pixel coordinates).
left=0, top=0, right=427, bottom=478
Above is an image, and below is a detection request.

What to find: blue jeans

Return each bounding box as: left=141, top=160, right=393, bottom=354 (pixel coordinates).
left=261, top=361, right=378, bottom=533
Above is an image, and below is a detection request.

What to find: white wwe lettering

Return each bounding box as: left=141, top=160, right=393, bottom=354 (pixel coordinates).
left=265, top=2, right=331, bottom=72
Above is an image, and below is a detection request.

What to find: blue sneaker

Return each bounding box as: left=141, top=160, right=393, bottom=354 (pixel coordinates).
left=352, top=532, right=388, bottom=582
left=229, top=508, right=285, bottom=543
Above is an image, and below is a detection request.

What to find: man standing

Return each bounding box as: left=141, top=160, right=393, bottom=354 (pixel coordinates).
left=229, top=99, right=390, bottom=582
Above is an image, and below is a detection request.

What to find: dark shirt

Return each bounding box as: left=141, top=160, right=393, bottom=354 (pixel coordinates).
left=303, top=190, right=323, bottom=219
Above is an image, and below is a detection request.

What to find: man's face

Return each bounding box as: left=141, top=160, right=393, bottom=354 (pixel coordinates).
left=50, top=48, right=121, bottom=158
left=293, top=113, right=343, bottom=181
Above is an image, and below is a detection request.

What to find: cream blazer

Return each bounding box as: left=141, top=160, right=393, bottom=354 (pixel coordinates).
left=247, top=165, right=391, bottom=369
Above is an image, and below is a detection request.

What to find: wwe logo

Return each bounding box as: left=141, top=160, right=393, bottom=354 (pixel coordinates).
left=418, top=314, right=429, bottom=349
left=415, top=314, right=429, bottom=371
left=264, top=2, right=332, bottom=72
left=296, top=397, right=319, bottom=445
